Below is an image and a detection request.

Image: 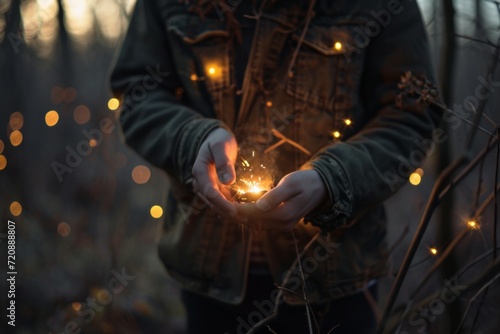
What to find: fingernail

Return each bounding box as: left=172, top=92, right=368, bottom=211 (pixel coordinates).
left=256, top=199, right=270, bottom=211
left=219, top=172, right=231, bottom=184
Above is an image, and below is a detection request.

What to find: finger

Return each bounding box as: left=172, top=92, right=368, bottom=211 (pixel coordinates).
left=193, top=159, right=236, bottom=217
left=255, top=178, right=300, bottom=211
left=209, top=141, right=236, bottom=185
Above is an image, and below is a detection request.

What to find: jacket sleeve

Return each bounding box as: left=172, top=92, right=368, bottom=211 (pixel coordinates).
left=109, top=0, right=225, bottom=185
left=303, top=0, right=442, bottom=231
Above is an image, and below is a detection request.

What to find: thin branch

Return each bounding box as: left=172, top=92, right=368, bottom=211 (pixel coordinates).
left=453, top=273, right=500, bottom=334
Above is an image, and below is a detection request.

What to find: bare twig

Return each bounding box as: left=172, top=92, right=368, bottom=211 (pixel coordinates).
left=453, top=273, right=500, bottom=334
left=292, top=229, right=315, bottom=334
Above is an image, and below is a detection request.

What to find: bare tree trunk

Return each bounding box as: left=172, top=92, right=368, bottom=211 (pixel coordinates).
left=57, top=0, right=72, bottom=84
left=437, top=0, right=460, bottom=332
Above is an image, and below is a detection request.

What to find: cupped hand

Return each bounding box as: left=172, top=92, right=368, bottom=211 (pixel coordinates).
left=235, top=169, right=328, bottom=231
left=192, top=128, right=238, bottom=217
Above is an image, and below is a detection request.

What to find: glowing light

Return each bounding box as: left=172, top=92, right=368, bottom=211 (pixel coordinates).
left=10, top=131, right=23, bottom=146
left=74, top=105, right=91, bottom=124
left=10, top=201, right=22, bottom=216
left=64, top=87, right=77, bottom=103
left=108, top=98, right=120, bottom=111
left=0, top=155, right=7, bottom=170
left=71, top=302, right=81, bottom=311
left=150, top=205, right=163, bottom=219
left=45, top=110, right=59, bottom=127
left=334, top=42, right=342, bottom=51
left=89, top=139, right=97, bottom=148
left=132, top=165, right=151, bottom=184
left=51, top=86, right=65, bottom=104
left=333, top=131, right=341, bottom=139
left=467, top=220, right=479, bottom=230
left=190, top=74, right=198, bottom=81
left=409, top=173, right=422, bottom=186
left=0, top=140, right=4, bottom=154
left=9, top=112, right=24, bottom=131
left=429, top=247, right=438, bottom=255
left=344, top=119, right=352, bottom=126
left=415, top=168, right=424, bottom=176
left=57, top=222, right=71, bottom=237
left=266, top=101, right=273, bottom=108
left=208, top=67, right=216, bottom=75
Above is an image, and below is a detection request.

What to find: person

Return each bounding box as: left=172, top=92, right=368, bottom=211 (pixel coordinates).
left=110, top=0, right=440, bottom=333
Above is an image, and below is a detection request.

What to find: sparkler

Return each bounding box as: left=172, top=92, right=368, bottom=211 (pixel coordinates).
left=232, top=152, right=273, bottom=203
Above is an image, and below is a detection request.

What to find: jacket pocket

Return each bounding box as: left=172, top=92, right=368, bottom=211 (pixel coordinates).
left=286, top=20, right=368, bottom=157
left=166, top=14, right=232, bottom=118
left=286, top=21, right=367, bottom=113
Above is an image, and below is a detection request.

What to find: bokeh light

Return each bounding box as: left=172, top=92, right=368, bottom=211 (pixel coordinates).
left=332, top=131, right=341, bottom=139
left=132, top=165, right=151, bottom=184
left=71, top=302, right=81, bottom=312
left=9, top=112, right=24, bottom=131
left=0, top=155, right=7, bottom=170
left=57, top=222, right=71, bottom=237
left=89, top=139, right=97, bottom=148
left=150, top=205, right=163, bottom=219
left=409, top=172, right=422, bottom=186
left=51, top=86, right=65, bottom=104
left=108, top=98, right=120, bottom=111
left=73, top=105, right=91, bottom=124
left=63, top=87, right=77, bottom=103
left=429, top=247, right=438, bottom=255
left=0, top=139, right=4, bottom=154
left=45, top=110, right=59, bottom=126
left=10, top=130, right=23, bottom=146
left=334, top=42, right=342, bottom=51
left=10, top=201, right=22, bottom=216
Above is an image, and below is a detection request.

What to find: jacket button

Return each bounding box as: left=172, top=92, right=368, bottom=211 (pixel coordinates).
left=213, top=275, right=231, bottom=289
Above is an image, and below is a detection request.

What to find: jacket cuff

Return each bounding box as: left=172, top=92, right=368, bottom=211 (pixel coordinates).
left=302, top=155, right=354, bottom=233
left=176, top=118, right=228, bottom=186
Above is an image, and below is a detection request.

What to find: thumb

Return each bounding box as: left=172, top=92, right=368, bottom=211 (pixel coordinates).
left=210, top=142, right=236, bottom=185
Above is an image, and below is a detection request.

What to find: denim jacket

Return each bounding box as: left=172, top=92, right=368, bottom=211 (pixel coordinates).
left=110, top=0, right=440, bottom=304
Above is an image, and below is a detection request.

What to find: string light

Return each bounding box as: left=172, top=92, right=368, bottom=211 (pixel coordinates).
left=467, top=220, right=479, bottom=230
left=344, top=119, right=352, bottom=126
left=10, top=131, right=23, bottom=147
left=333, top=131, right=341, bottom=139
left=10, top=201, right=22, bottom=216
left=108, top=98, right=120, bottom=111
left=208, top=67, right=216, bottom=75
left=190, top=74, right=198, bottom=81
left=89, top=139, right=97, bottom=148
left=45, top=110, right=59, bottom=127
left=429, top=247, right=438, bottom=255
left=266, top=101, right=273, bottom=108
left=334, top=42, right=342, bottom=51
left=150, top=205, right=163, bottom=219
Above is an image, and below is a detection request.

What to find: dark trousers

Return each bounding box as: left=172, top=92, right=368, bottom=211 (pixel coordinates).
left=181, top=273, right=377, bottom=334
